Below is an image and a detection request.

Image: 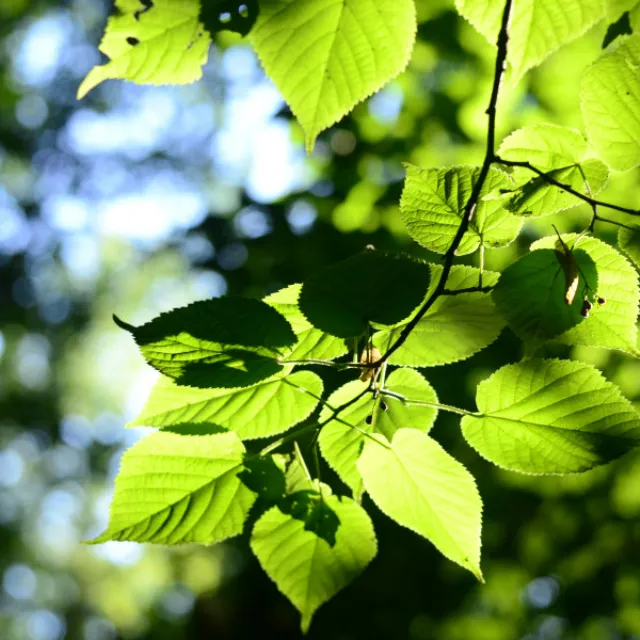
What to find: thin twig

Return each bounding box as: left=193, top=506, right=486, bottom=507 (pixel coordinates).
left=380, top=389, right=477, bottom=417
left=495, top=157, right=640, bottom=217
left=376, top=0, right=515, bottom=366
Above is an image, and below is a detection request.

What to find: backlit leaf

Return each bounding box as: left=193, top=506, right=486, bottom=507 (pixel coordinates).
left=498, top=124, right=609, bottom=216
left=400, top=164, right=522, bottom=255
left=374, top=265, right=505, bottom=366
left=92, top=431, right=255, bottom=543
left=358, top=429, right=483, bottom=580
left=129, top=370, right=323, bottom=440
left=264, top=284, right=348, bottom=361
left=250, top=0, right=416, bottom=151
left=492, top=244, right=598, bottom=345
left=79, top=0, right=211, bottom=98
left=299, top=250, right=430, bottom=338
left=582, top=34, right=640, bottom=171
left=251, top=494, right=377, bottom=633
left=531, top=235, right=640, bottom=354
left=462, top=359, right=640, bottom=474
left=456, top=0, right=604, bottom=81
left=318, top=369, right=439, bottom=495
left=115, top=297, right=296, bottom=388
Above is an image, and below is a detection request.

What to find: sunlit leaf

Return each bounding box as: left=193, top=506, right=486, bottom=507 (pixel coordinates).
left=531, top=235, right=640, bottom=354
left=492, top=245, right=598, bottom=345
left=299, top=250, right=431, bottom=338
left=92, top=431, right=255, bottom=543
left=456, top=0, right=605, bottom=81
left=498, top=124, right=609, bottom=216
left=357, top=429, right=483, bottom=580
left=400, top=164, right=522, bottom=255
left=462, top=359, right=640, bottom=474
left=318, top=369, right=438, bottom=495
left=582, top=34, right=640, bottom=171
left=79, top=0, right=211, bottom=98
left=264, top=284, right=348, bottom=361
left=129, top=370, right=322, bottom=440
left=619, top=224, right=640, bottom=269
left=251, top=493, right=377, bottom=633
left=115, top=297, right=296, bottom=388
left=250, top=0, right=416, bottom=151
left=374, top=265, right=505, bottom=366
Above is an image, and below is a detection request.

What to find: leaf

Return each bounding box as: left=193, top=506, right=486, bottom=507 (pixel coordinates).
left=400, top=165, right=522, bottom=256
left=581, top=34, right=640, bottom=171
left=251, top=494, right=377, bottom=633
left=357, top=429, right=483, bottom=580
left=497, top=124, right=609, bottom=216
left=238, top=455, right=287, bottom=502
left=129, top=370, right=323, bottom=440
left=492, top=246, right=599, bottom=345
left=115, top=297, right=296, bottom=388
left=531, top=235, right=640, bottom=355
left=78, top=0, right=212, bottom=99
left=250, top=0, right=416, bottom=151
left=92, top=431, right=255, bottom=544
left=264, top=284, right=348, bottom=361
left=318, top=369, right=439, bottom=495
left=461, top=359, right=640, bottom=474
left=374, top=265, right=505, bottom=366
left=299, top=250, right=431, bottom=339
left=456, top=0, right=605, bottom=81
left=619, top=224, right=640, bottom=269
left=606, top=0, right=639, bottom=22
left=278, top=490, right=341, bottom=546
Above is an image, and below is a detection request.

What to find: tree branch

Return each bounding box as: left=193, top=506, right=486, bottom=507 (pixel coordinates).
left=376, top=0, right=514, bottom=365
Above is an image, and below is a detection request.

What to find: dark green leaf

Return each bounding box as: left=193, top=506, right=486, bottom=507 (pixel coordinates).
left=299, top=250, right=431, bottom=338
left=115, top=297, right=296, bottom=388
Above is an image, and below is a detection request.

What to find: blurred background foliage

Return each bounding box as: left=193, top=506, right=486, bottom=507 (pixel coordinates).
left=2, top=1, right=640, bottom=638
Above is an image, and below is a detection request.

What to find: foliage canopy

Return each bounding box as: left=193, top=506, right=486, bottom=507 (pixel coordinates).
left=79, top=0, right=640, bottom=631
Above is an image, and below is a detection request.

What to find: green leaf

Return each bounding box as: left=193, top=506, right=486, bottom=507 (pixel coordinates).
left=619, top=224, right=640, bottom=269
left=299, top=250, right=431, bottom=338
left=497, top=124, right=609, bottom=216
left=492, top=245, right=599, bottom=345
left=531, top=235, right=640, bottom=354
left=581, top=34, right=640, bottom=171
left=318, top=369, right=439, bottom=495
left=78, top=0, right=212, bottom=99
left=400, top=165, right=522, bottom=256
left=357, top=429, right=483, bottom=580
left=461, top=359, right=640, bottom=474
left=250, top=0, right=416, bottom=151
left=456, top=0, right=605, bottom=81
left=285, top=452, right=316, bottom=494
left=374, top=265, right=505, bottom=366
left=606, top=0, right=639, bottom=22
left=238, top=455, right=287, bottom=502
left=129, top=370, right=323, bottom=440
left=264, top=284, right=348, bottom=361
left=251, top=494, right=377, bottom=633
left=278, top=490, right=341, bottom=546
left=115, top=297, right=296, bottom=388
left=92, top=431, right=255, bottom=544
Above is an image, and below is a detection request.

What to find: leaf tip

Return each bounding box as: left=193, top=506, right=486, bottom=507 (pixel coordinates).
left=77, top=67, right=104, bottom=100
left=113, top=314, right=136, bottom=333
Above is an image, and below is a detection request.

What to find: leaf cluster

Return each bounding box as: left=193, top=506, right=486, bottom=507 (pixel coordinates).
left=81, top=0, right=640, bottom=631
